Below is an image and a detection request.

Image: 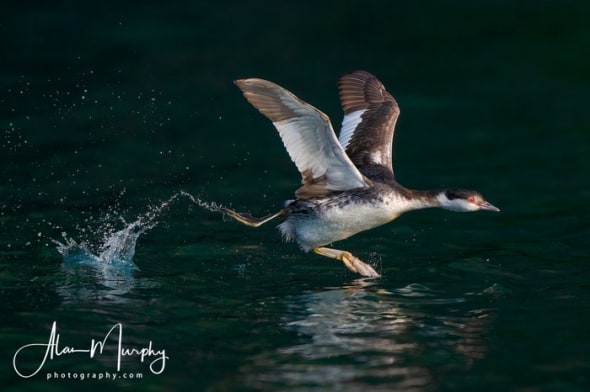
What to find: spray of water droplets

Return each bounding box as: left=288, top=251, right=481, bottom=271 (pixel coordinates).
left=54, top=191, right=227, bottom=266
left=179, top=190, right=223, bottom=212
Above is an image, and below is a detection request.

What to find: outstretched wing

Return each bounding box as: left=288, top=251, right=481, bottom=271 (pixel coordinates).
left=235, top=78, right=370, bottom=198
left=338, top=70, right=400, bottom=181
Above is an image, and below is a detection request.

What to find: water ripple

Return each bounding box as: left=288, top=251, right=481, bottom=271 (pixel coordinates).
left=242, top=279, right=493, bottom=390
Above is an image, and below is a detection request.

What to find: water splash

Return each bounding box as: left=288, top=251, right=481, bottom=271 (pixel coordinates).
left=54, top=191, right=224, bottom=266
left=50, top=191, right=228, bottom=301
left=54, top=222, right=150, bottom=267
left=180, top=190, right=223, bottom=212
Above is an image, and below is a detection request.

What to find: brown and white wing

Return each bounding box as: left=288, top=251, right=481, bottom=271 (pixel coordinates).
left=338, top=70, right=400, bottom=181
left=235, top=78, right=370, bottom=198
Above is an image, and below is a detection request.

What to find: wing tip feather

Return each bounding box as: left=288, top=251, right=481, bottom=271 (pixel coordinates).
left=338, top=70, right=398, bottom=114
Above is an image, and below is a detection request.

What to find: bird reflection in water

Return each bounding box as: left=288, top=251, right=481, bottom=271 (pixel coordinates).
left=244, top=279, right=492, bottom=391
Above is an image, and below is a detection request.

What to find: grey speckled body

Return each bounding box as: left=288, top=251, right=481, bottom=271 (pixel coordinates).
left=279, top=184, right=437, bottom=251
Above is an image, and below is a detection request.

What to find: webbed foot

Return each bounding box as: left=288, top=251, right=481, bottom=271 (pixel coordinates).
left=314, top=247, right=380, bottom=277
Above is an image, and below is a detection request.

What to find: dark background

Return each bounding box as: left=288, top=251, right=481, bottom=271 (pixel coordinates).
left=1, top=1, right=589, bottom=391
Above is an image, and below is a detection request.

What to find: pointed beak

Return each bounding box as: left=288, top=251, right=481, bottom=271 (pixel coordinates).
left=479, top=201, right=500, bottom=212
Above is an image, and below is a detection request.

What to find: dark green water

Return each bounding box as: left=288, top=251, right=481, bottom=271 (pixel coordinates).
left=2, top=1, right=590, bottom=391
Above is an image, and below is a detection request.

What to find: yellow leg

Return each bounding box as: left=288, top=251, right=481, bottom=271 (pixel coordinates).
left=314, top=247, right=380, bottom=278
left=221, top=208, right=284, bottom=228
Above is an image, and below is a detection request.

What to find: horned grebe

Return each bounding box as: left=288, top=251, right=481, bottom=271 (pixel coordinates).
left=220, top=70, right=499, bottom=277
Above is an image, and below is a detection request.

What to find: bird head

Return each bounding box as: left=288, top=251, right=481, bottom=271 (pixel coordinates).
left=437, top=189, right=500, bottom=212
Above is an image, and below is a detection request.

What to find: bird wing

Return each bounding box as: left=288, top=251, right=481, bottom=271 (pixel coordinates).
left=337, top=70, right=400, bottom=181
left=235, top=78, right=370, bottom=198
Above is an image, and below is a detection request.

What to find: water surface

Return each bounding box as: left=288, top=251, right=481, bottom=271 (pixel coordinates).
left=1, top=1, right=589, bottom=391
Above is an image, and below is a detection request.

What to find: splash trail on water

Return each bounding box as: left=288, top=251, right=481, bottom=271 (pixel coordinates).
left=54, top=191, right=226, bottom=266
left=179, top=190, right=223, bottom=212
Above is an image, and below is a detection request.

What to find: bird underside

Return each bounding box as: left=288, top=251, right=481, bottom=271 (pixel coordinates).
left=220, top=207, right=380, bottom=277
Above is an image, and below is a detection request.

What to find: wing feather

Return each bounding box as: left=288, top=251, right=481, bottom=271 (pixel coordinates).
left=235, top=78, right=370, bottom=198
left=337, top=70, right=400, bottom=181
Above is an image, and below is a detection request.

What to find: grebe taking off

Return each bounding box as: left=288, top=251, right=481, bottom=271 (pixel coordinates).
left=221, top=70, right=499, bottom=277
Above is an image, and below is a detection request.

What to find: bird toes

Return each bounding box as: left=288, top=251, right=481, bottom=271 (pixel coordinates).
left=343, top=252, right=380, bottom=278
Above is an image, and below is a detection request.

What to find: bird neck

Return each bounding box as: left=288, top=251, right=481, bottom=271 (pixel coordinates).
left=397, top=189, right=449, bottom=211
left=408, top=189, right=473, bottom=212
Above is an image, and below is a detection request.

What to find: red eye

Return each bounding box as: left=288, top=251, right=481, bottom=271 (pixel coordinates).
left=467, top=197, right=475, bottom=203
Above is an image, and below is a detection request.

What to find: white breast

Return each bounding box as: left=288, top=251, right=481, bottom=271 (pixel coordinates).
left=279, top=193, right=420, bottom=251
